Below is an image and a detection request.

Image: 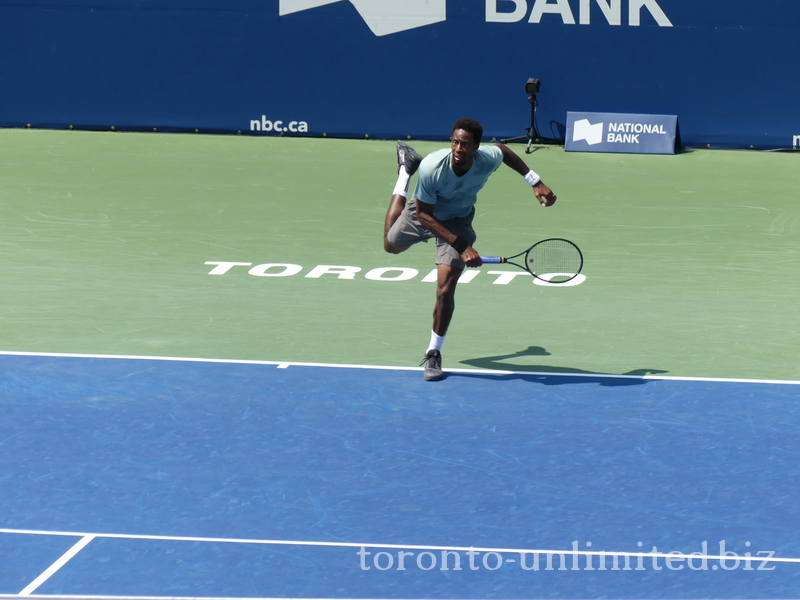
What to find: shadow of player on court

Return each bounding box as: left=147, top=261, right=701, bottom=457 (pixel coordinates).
left=455, top=345, right=668, bottom=387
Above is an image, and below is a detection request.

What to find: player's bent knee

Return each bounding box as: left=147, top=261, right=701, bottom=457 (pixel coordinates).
left=384, top=239, right=408, bottom=254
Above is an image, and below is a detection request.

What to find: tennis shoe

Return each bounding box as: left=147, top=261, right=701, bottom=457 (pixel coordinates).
left=397, top=141, right=422, bottom=176
left=420, top=349, right=445, bottom=381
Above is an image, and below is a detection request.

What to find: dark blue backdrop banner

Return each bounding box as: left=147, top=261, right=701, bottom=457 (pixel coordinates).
left=1, top=0, right=798, bottom=149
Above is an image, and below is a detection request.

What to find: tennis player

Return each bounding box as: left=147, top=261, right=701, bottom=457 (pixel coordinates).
left=383, top=118, right=557, bottom=381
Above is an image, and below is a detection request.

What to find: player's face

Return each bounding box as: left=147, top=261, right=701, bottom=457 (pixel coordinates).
left=450, top=129, right=479, bottom=168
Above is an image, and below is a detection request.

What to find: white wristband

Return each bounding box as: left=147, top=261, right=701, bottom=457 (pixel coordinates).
left=523, top=170, right=541, bottom=187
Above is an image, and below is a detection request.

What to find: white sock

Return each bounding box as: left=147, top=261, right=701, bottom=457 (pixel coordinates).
left=392, top=168, right=411, bottom=197
left=428, top=330, right=445, bottom=353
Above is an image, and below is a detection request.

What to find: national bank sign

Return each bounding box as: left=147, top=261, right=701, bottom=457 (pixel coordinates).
left=279, top=0, right=673, bottom=36
left=566, top=112, right=680, bottom=154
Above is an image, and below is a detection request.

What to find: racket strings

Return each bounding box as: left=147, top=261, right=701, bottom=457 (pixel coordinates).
left=527, top=239, right=582, bottom=283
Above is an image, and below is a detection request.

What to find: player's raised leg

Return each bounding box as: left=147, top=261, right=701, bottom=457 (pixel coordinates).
left=384, top=141, right=422, bottom=253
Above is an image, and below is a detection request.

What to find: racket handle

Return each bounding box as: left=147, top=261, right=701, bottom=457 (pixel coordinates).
left=480, top=256, right=504, bottom=264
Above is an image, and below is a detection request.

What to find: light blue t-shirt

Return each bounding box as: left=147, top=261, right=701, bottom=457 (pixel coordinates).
left=412, top=145, right=504, bottom=221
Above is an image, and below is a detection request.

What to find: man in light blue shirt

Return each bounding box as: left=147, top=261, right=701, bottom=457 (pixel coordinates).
left=413, top=143, right=504, bottom=221
left=384, top=118, right=557, bottom=381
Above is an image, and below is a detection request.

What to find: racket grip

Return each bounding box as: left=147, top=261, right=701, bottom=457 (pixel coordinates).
left=480, top=256, right=504, bottom=264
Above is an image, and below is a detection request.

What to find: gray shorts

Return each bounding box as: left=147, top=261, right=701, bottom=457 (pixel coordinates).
left=387, top=201, right=476, bottom=268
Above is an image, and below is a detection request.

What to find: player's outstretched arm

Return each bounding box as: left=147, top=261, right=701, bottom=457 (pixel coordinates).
left=495, top=143, right=557, bottom=207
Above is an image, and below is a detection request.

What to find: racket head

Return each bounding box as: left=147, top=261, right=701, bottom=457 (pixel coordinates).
left=524, top=238, right=583, bottom=283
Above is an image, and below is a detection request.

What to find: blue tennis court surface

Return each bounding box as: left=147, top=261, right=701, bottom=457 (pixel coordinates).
left=1, top=352, right=798, bottom=599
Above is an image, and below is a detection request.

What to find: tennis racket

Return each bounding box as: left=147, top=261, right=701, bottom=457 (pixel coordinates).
left=480, top=238, right=583, bottom=284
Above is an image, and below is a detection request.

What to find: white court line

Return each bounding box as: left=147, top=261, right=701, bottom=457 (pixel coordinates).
left=1, top=527, right=798, bottom=566
left=19, top=535, right=95, bottom=596
left=6, top=594, right=340, bottom=600
left=0, top=350, right=799, bottom=386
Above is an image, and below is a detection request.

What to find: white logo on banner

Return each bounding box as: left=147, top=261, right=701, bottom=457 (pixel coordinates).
left=572, top=119, right=604, bottom=145
left=280, top=1, right=673, bottom=36
left=279, top=0, right=447, bottom=36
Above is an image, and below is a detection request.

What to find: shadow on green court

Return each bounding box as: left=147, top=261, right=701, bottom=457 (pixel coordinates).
left=458, top=345, right=668, bottom=386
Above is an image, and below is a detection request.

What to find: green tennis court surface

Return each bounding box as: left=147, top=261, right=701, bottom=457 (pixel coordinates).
left=0, top=128, right=797, bottom=381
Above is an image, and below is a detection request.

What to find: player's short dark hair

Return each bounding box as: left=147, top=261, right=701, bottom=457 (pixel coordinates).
left=452, top=118, right=483, bottom=144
